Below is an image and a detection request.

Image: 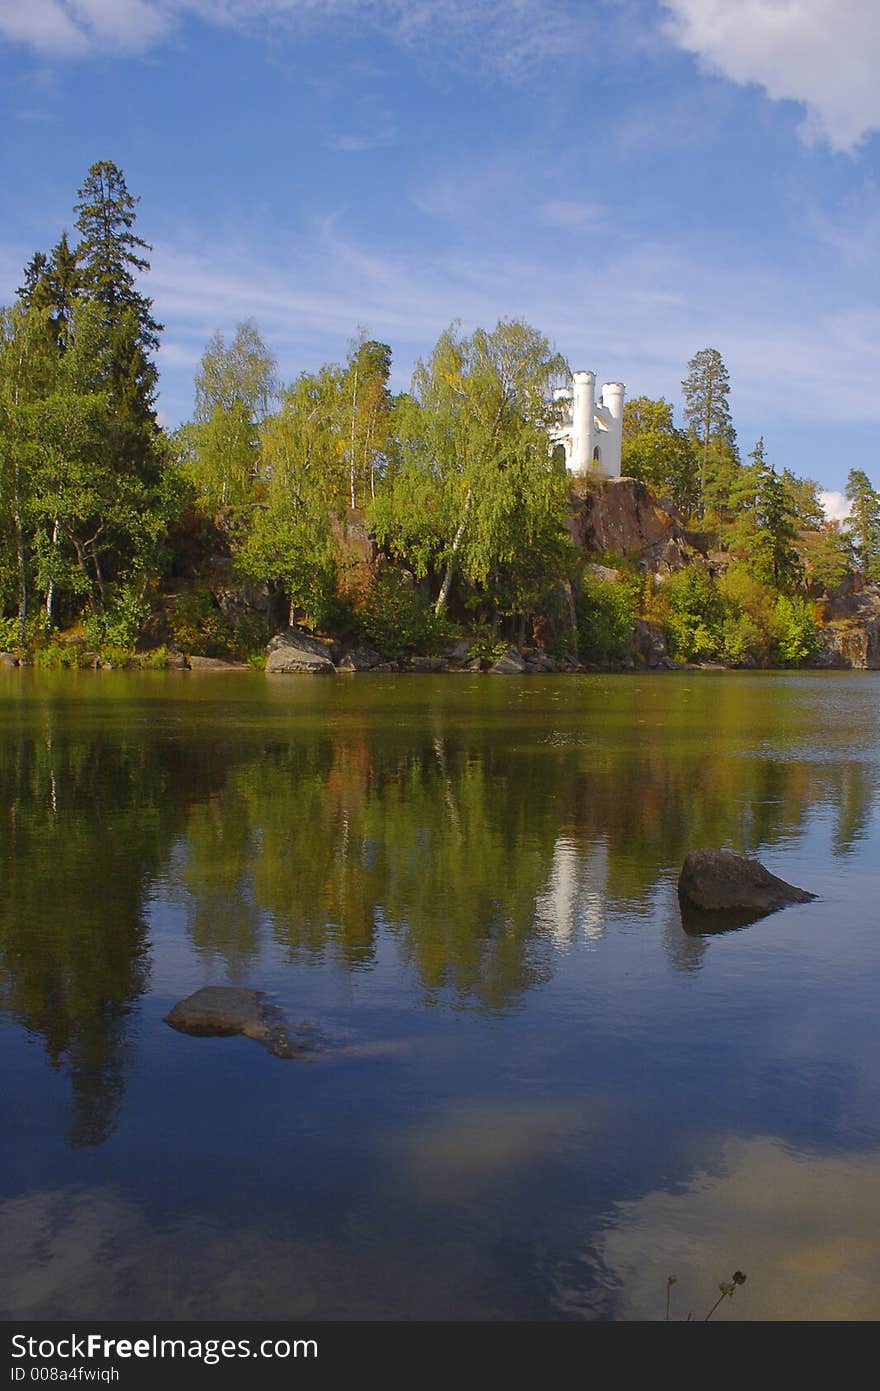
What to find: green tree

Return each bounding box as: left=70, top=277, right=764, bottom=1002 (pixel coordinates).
left=342, top=333, right=393, bottom=509
left=237, top=366, right=345, bottom=626
left=681, top=347, right=738, bottom=517
left=0, top=303, right=59, bottom=641
left=183, top=321, right=277, bottom=513
left=727, top=438, right=802, bottom=590
left=845, top=468, right=880, bottom=578
left=372, top=320, right=568, bottom=623
left=621, top=395, right=699, bottom=516
left=74, top=159, right=162, bottom=485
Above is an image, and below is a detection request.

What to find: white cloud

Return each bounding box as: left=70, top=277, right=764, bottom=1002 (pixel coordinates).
left=820, top=490, right=852, bottom=523
left=0, top=0, right=89, bottom=56
left=0, top=0, right=173, bottom=55
left=663, top=0, right=880, bottom=152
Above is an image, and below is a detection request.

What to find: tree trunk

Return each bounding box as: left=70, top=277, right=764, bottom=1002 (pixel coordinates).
left=45, top=516, right=60, bottom=629
left=434, top=488, right=472, bottom=616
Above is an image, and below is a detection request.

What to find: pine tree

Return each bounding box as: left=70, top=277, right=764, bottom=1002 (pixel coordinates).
left=845, top=468, right=880, bottom=579
left=681, top=348, right=738, bottom=517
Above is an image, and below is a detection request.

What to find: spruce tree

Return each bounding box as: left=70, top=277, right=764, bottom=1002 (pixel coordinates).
left=72, top=160, right=163, bottom=505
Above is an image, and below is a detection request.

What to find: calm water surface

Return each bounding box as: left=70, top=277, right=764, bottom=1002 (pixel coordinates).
left=1, top=670, right=879, bottom=1320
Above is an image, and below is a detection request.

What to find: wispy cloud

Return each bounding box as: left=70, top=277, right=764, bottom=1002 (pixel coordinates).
left=663, top=0, right=880, bottom=153
left=327, top=111, right=396, bottom=153
left=135, top=209, right=880, bottom=457
left=1, top=0, right=594, bottom=77
left=538, top=200, right=606, bottom=232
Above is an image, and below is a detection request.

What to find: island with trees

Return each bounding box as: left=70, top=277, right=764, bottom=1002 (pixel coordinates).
left=2, top=161, right=880, bottom=675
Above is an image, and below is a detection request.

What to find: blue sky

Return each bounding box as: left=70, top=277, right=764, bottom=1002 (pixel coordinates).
left=1, top=1, right=879, bottom=506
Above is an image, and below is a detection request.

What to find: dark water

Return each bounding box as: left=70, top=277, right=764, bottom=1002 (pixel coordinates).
left=1, top=669, right=879, bottom=1321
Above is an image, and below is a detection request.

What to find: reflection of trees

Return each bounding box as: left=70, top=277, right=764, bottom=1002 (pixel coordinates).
left=0, top=693, right=226, bottom=1148
left=3, top=672, right=877, bottom=1138
left=170, top=675, right=880, bottom=997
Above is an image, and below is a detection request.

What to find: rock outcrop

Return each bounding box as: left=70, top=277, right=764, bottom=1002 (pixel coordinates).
left=266, top=628, right=337, bottom=674
left=813, top=580, right=880, bottom=669
left=678, top=849, right=815, bottom=925
left=568, top=478, right=708, bottom=576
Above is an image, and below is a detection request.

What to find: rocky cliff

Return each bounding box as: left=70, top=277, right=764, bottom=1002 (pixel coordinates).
left=566, top=478, right=709, bottom=576
left=815, top=579, right=880, bottom=669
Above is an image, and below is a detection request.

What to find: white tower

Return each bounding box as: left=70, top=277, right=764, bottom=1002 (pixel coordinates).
left=570, top=370, right=596, bottom=475
left=550, top=370, right=625, bottom=479
left=596, top=382, right=624, bottom=478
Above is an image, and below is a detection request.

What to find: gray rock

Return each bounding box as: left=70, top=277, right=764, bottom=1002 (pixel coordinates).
left=164, top=650, right=189, bottom=669
left=678, top=849, right=815, bottom=920
left=407, top=654, right=448, bottom=672
left=489, top=648, right=527, bottom=675
left=0, top=652, right=18, bottom=667
left=443, top=638, right=475, bottom=664
left=164, top=987, right=322, bottom=1059
left=635, top=620, right=670, bottom=668
left=336, top=645, right=382, bottom=672
left=266, top=628, right=336, bottom=674
left=525, top=652, right=556, bottom=671
left=187, top=655, right=249, bottom=671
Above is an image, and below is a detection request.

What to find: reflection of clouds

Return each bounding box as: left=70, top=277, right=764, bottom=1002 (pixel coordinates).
left=594, top=1136, right=880, bottom=1320
left=534, top=837, right=608, bottom=946
left=395, top=1099, right=587, bottom=1200
left=0, top=1187, right=501, bottom=1320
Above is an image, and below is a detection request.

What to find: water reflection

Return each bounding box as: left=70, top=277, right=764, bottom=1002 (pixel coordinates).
left=594, top=1135, right=880, bottom=1320
left=1, top=672, right=878, bottom=1157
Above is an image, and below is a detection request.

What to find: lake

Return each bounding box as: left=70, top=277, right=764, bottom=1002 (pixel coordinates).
left=1, top=669, right=879, bottom=1321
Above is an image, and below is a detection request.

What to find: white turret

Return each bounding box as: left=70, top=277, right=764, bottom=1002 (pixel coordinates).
left=570, top=370, right=596, bottom=475
left=550, top=369, right=625, bottom=479
left=596, top=381, right=624, bottom=479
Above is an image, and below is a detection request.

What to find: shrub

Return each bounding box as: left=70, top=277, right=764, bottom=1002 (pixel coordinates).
left=357, top=568, right=451, bottom=659
left=83, top=582, right=150, bottom=651
left=771, top=594, right=821, bottom=666
left=165, top=583, right=231, bottom=657
left=0, top=615, right=20, bottom=650
left=658, top=566, right=725, bottom=662
left=576, top=573, right=639, bottom=663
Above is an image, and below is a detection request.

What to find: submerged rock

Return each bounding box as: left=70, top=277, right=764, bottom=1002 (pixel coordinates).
left=164, top=987, right=322, bottom=1059
left=678, top=849, right=815, bottom=925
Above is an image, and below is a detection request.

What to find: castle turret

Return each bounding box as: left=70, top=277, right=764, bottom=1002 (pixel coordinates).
left=598, top=381, right=625, bottom=478
left=570, top=370, right=596, bottom=475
